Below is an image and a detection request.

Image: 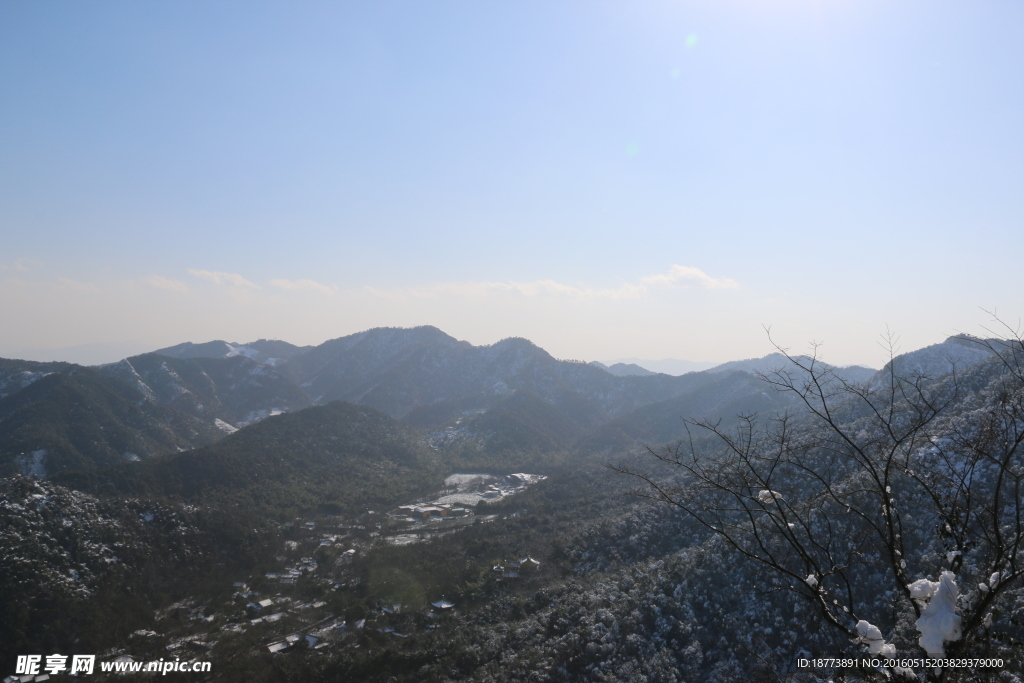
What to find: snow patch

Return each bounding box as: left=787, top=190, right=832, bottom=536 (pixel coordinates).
left=0, top=370, right=52, bottom=398
left=856, top=620, right=895, bottom=657
left=214, top=418, right=239, bottom=434
left=911, top=571, right=961, bottom=659
left=158, top=361, right=191, bottom=399
left=238, top=408, right=284, bottom=427
left=425, top=472, right=546, bottom=507
left=123, top=452, right=141, bottom=462
left=909, top=577, right=938, bottom=600
left=224, top=342, right=261, bottom=360
left=444, top=473, right=494, bottom=489
left=111, top=359, right=157, bottom=401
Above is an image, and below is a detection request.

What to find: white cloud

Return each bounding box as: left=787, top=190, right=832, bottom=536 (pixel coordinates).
left=640, top=264, right=739, bottom=290
left=144, top=275, right=189, bottom=293
left=367, top=265, right=737, bottom=302
left=187, top=269, right=260, bottom=289
left=270, top=278, right=335, bottom=295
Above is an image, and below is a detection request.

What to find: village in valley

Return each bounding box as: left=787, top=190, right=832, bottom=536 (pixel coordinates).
left=97, top=473, right=548, bottom=668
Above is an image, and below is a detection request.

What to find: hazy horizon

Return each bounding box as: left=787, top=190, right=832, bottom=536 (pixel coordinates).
left=8, top=322, right=964, bottom=373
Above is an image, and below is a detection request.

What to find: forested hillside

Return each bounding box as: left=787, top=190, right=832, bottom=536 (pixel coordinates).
left=57, top=401, right=442, bottom=516
left=0, top=365, right=225, bottom=476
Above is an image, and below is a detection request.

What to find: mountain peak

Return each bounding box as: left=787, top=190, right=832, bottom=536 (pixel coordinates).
left=590, top=361, right=656, bottom=377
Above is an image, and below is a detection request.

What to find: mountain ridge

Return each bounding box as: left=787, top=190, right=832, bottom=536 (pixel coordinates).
left=2, top=328, right=997, bottom=480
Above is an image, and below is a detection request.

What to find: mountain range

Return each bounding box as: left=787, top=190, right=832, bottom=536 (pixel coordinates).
left=0, top=326, right=994, bottom=479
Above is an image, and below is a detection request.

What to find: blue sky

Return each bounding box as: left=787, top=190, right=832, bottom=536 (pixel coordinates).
left=2, top=0, right=1022, bottom=366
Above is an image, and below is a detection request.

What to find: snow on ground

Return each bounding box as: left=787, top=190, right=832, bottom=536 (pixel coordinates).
left=429, top=473, right=547, bottom=507
left=105, top=359, right=157, bottom=401
left=384, top=474, right=546, bottom=545
left=238, top=408, right=284, bottom=426
left=224, top=343, right=260, bottom=360
left=434, top=474, right=499, bottom=505
left=433, top=492, right=493, bottom=506
left=387, top=534, right=427, bottom=546
left=0, top=370, right=52, bottom=398
left=214, top=418, right=239, bottom=434
left=158, top=361, right=192, bottom=399
left=444, top=473, right=495, bottom=489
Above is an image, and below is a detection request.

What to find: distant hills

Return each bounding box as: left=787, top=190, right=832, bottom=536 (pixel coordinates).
left=576, top=370, right=796, bottom=453
left=4, top=327, right=1001, bottom=479
left=153, top=338, right=311, bottom=366
left=589, top=361, right=656, bottom=377
left=58, top=401, right=438, bottom=516
left=705, top=352, right=877, bottom=384
left=601, top=358, right=718, bottom=375
left=282, top=327, right=717, bottom=422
